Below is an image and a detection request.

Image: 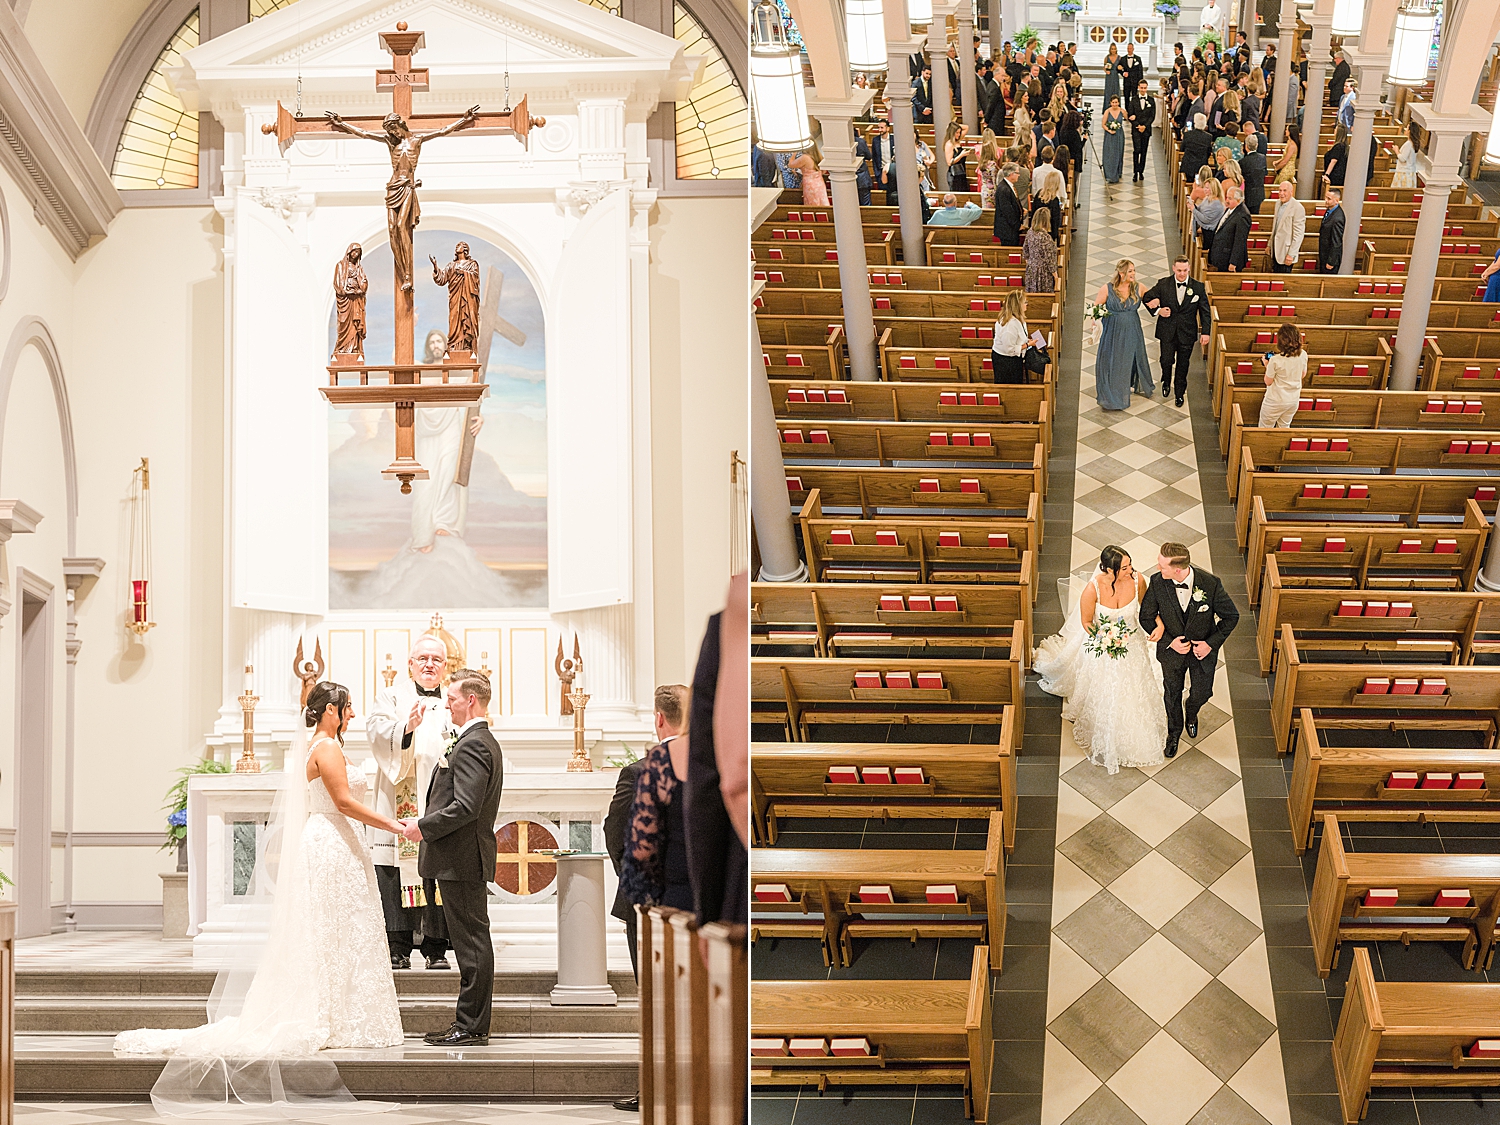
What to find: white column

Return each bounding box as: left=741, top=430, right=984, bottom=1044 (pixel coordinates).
left=750, top=291, right=807, bottom=583
left=567, top=604, right=638, bottom=728
left=1268, top=0, right=1297, bottom=146
left=956, top=2, right=979, bottom=137
left=1297, top=15, right=1331, bottom=199
left=886, top=37, right=929, bottom=265
left=549, top=855, right=617, bottom=1005
left=813, top=97, right=881, bottom=383
left=1337, top=57, right=1389, bottom=274
left=928, top=16, right=953, bottom=189
left=575, top=97, right=627, bottom=181
left=988, top=0, right=1002, bottom=55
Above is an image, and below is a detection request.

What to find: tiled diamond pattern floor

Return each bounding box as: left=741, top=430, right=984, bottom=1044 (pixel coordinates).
left=1039, top=122, right=1293, bottom=1125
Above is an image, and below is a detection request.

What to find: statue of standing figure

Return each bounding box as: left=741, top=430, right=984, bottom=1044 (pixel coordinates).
left=430, top=241, right=482, bottom=358
left=332, top=243, right=368, bottom=363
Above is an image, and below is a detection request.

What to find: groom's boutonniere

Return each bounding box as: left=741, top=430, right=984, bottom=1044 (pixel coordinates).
left=438, top=729, right=458, bottom=768
left=1191, top=588, right=1207, bottom=604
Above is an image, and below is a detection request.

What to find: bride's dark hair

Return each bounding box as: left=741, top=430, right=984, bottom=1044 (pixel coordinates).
left=1099, top=545, right=1129, bottom=580
left=304, top=681, right=352, bottom=743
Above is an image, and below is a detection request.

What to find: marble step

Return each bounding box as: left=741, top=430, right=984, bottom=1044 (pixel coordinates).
left=17, top=1033, right=638, bottom=1100
left=16, top=994, right=640, bottom=1035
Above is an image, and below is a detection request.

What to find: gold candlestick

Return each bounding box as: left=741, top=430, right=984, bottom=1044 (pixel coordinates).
left=236, top=665, right=261, bottom=774
left=566, top=687, right=592, bottom=773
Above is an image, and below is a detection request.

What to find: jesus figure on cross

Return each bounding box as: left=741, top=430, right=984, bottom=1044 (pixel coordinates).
left=325, top=106, right=480, bottom=291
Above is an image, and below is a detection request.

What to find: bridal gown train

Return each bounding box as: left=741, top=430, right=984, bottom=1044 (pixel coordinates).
left=1034, top=576, right=1169, bottom=774
left=115, top=752, right=403, bottom=1109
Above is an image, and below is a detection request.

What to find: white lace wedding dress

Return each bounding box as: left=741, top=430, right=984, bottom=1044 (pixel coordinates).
left=1035, top=573, right=1169, bottom=774
left=115, top=745, right=403, bottom=1114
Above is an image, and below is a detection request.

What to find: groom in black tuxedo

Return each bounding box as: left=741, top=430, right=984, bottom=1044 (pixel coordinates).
left=1139, top=542, right=1239, bottom=758
left=404, top=668, right=505, bottom=1046
left=1142, top=256, right=1212, bottom=407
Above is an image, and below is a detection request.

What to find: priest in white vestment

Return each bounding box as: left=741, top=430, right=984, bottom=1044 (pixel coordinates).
left=365, top=634, right=454, bottom=969
left=411, top=329, right=484, bottom=552
left=1199, top=0, right=1226, bottom=39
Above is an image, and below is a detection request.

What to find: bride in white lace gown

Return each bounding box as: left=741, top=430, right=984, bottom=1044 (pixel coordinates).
left=1034, top=546, right=1169, bottom=773
left=115, top=682, right=404, bottom=1115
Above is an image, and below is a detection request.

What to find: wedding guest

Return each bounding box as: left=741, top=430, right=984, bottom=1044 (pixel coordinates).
left=1030, top=179, right=1063, bottom=246
left=976, top=131, right=1003, bottom=208
left=1257, top=322, right=1309, bottom=427
left=1180, top=113, right=1213, bottom=180
left=788, top=147, right=828, bottom=206
left=1129, top=79, right=1155, bottom=182
left=1391, top=122, right=1420, bottom=189
left=1338, top=78, right=1357, bottom=131
left=1208, top=184, right=1251, bottom=272
left=1269, top=180, right=1306, bottom=272
left=1241, top=133, right=1267, bottom=217
left=943, top=120, right=970, bottom=191
left=991, top=289, right=1030, bottom=384
left=929, top=192, right=983, bottom=226
left=1319, top=187, right=1345, bottom=273
left=1481, top=246, right=1500, bottom=302
left=1272, top=123, right=1299, bottom=185
left=1024, top=208, right=1058, bottom=293
left=854, top=131, right=873, bottom=205
left=1192, top=177, right=1226, bottom=252
left=993, top=162, right=1024, bottom=245
left=867, top=122, right=896, bottom=203
left=1323, top=124, right=1349, bottom=188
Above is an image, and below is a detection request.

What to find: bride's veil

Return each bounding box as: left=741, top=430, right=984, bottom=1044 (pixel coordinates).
left=149, top=720, right=391, bottom=1117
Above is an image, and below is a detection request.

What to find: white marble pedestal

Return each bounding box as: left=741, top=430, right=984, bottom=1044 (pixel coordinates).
left=549, top=853, right=618, bottom=1006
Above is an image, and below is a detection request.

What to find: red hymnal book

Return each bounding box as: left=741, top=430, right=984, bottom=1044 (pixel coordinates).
left=1391, top=679, right=1419, bottom=695
left=988, top=533, right=1010, bottom=548
left=925, top=885, right=960, bottom=904
left=1364, top=889, right=1398, bottom=907
left=883, top=671, right=913, bottom=689
left=1331, top=438, right=1350, bottom=451
left=1450, top=441, right=1470, bottom=455
left=1435, top=539, right=1459, bottom=554
left=1348, top=484, right=1369, bottom=499
left=1280, top=537, right=1303, bottom=552
left=782, top=430, right=804, bottom=444
left=940, top=391, right=959, bottom=405
left=1315, top=398, right=1334, bottom=411
left=1446, top=400, right=1466, bottom=414
left=1434, top=889, right=1472, bottom=908
left=861, top=767, right=893, bottom=785
left=1478, top=487, right=1498, bottom=503
left=827, top=765, right=861, bottom=784
left=958, top=392, right=979, bottom=406
left=1419, top=678, right=1448, bottom=694
left=1256, top=280, right=1271, bottom=292
left=1426, top=399, right=1446, bottom=413
left=1456, top=772, right=1486, bottom=789
left=830, top=1038, right=873, bottom=1057
left=1336, top=601, right=1363, bottom=617
left=876, top=530, right=900, bottom=546
left=1248, top=305, right=1263, bottom=317
left=786, top=353, right=804, bottom=367
left=895, top=767, right=926, bottom=784
left=854, top=671, right=882, bottom=689
left=1302, top=484, right=1325, bottom=498
left=918, top=479, right=941, bottom=493
left=1389, top=602, right=1414, bottom=617
left=751, top=1039, right=788, bottom=1057
left=1470, top=441, right=1490, bottom=455
left=880, top=595, right=906, bottom=611
left=1298, top=398, right=1315, bottom=412
left=1325, top=485, right=1347, bottom=500
left=907, top=596, right=933, bottom=612
left=1237, top=361, right=1252, bottom=374
left=1310, top=439, right=1330, bottom=452
left=916, top=672, right=944, bottom=689
left=1466, top=400, right=1484, bottom=413
left=1288, top=438, right=1310, bottom=452
left=810, top=430, right=830, bottom=444
left=888, top=273, right=902, bottom=285
left=1324, top=538, right=1347, bottom=552
left=959, top=479, right=981, bottom=493
left=982, top=393, right=1001, bottom=405
left=938, top=531, right=961, bottom=547
left=1318, top=364, right=1335, bottom=377
left=1352, top=364, right=1369, bottom=378
left=1386, top=771, right=1419, bottom=788
left=1468, top=1041, right=1500, bottom=1059
left=934, top=356, right=953, bottom=369
left=829, top=529, right=854, bottom=545
left=1364, top=601, right=1389, bottom=617
left=951, top=433, right=971, bottom=446
left=786, top=388, right=807, bottom=402
left=1421, top=773, right=1453, bottom=789
left=806, top=388, right=826, bottom=402
left=1398, top=540, right=1421, bottom=553
left=785, top=477, right=803, bottom=492
left=1361, top=678, right=1391, bottom=694
left=974, top=433, right=993, bottom=447
left=789, top=1038, right=829, bottom=1057
left=961, top=327, right=977, bottom=339
left=755, top=884, right=794, bottom=903
left=856, top=885, right=894, bottom=903
left=933, top=596, right=959, bottom=612
left=930, top=432, right=949, bottom=446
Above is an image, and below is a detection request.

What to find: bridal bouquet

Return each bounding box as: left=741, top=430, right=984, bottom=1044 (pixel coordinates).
left=1084, top=299, right=1110, bottom=346
left=1083, top=616, right=1133, bottom=660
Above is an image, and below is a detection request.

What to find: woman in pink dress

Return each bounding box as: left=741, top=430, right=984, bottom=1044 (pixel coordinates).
left=789, top=149, right=829, bottom=207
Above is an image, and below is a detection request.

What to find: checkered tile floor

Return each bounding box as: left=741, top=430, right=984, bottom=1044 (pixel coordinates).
left=1039, top=125, right=1294, bottom=1125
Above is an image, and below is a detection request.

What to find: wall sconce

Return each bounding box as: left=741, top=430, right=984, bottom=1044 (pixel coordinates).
left=128, top=458, right=155, bottom=636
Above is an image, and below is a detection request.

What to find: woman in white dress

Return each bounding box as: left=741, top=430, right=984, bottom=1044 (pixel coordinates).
left=1035, top=546, right=1169, bottom=773
left=116, top=681, right=405, bottom=1115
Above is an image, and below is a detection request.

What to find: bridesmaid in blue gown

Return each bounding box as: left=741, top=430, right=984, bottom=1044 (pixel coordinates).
left=1103, top=44, right=1122, bottom=107
left=1094, top=259, right=1154, bottom=410
left=1101, top=97, right=1126, bottom=187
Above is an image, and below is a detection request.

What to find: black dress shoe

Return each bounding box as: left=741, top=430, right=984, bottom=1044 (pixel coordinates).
left=1175, top=397, right=1185, bottom=407
left=1185, top=715, right=1199, bottom=739
left=1164, top=738, right=1179, bottom=759
left=613, top=1096, right=641, bottom=1112
left=423, top=1024, right=458, bottom=1044
left=390, top=955, right=411, bottom=971
left=425, top=954, right=451, bottom=970
left=1161, top=383, right=1171, bottom=398
left=425, top=1027, right=488, bottom=1047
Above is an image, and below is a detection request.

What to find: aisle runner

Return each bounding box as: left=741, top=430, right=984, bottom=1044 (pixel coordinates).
left=1037, top=136, right=1293, bottom=1125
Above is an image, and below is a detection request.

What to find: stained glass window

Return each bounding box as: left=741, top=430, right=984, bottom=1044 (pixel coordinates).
left=673, top=3, right=748, bottom=180
left=110, top=9, right=199, bottom=190
left=249, top=0, right=298, bottom=16
left=578, top=0, right=622, bottom=13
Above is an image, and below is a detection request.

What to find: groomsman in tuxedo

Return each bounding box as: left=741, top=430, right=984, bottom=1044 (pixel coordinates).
left=1142, top=256, right=1211, bottom=407
left=913, top=64, right=935, bottom=124
left=868, top=121, right=896, bottom=203
left=1127, top=79, right=1155, bottom=183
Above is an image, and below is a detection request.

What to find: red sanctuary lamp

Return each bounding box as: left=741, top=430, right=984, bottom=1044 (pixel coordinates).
left=128, top=457, right=155, bottom=636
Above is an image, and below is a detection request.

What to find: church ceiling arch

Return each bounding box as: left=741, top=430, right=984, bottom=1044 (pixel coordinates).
left=0, top=317, right=78, bottom=555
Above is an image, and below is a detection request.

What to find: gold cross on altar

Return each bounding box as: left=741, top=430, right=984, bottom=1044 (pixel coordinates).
left=260, top=22, right=545, bottom=493
left=494, top=820, right=559, bottom=896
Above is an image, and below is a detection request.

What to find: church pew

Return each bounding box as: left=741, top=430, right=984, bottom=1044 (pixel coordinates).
left=1269, top=627, right=1500, bottom=757
left=751, top=945, right=993, bottom=1122
left=875, top=339, right=1049, bottom=387
left=757, top=260, right=1029, bottom=293
left=752, top=580, right=1033, bottom=655
left=786, top=463, right=1046, bottom=516
left=757, top=318, right=846, bottom=379
left=1333, top=947, right=1500, bottom=1123
left=1284, top=714, right=1500, bottom=852
left=778, top=418, right=1050, bottom=466
left=1210, top=297, right=1500, bottom=337
left=754, top=239, right=879, bottom=267
left=772, top=379, right=1052, bottom=435
left=764, top=346, right=841, bottom=383
left=1227, top=419, right=1500, bottom=502
left=752, top=649, right=1026, bottom=740
left=798, top=490, right=1040, bottom=590
left=1254, top=561, right=1500, bottom=674
left=1216, top=351, right=1391, bottom=398
left=1235, top=472, right=1499, bottom=550
left=643, top=905, right=703, bottom=1122
left=750, top=722, right=1018, bottom=850
left=1208, top=273, right=1485, bottom=304
left=701, top=922, right=747, bottom=1125
left=1307, top=815, right=1500, bottom=976
left=762, top=312, right=1060, bottom=365
left=1244, top=497, right=1488, bottom=604
left=1358, top=233, right=1500, bottom=260
left=1420, top=337, right=1500, bottom=394
left=749, top=811, right=1006, bottom=970
left=1360, top=247, right=1500, bottom=278
left=669, top=909, right=709, bottom=1121
left=760, top=286, right=1057, bottom=325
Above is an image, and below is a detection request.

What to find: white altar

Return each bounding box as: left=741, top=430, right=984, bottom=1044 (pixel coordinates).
left=1074, top=0, right=1167, bottom=73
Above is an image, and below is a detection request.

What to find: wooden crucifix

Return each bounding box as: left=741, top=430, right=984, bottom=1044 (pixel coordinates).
left=260, top=22, right=545, bottom=492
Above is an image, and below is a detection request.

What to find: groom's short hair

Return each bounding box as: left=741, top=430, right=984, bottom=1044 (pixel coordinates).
left=450, top=668, right=492, bottom=708
left=1161, top=542, right=1192, bottom=568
